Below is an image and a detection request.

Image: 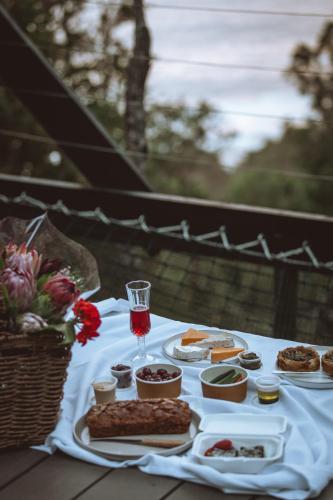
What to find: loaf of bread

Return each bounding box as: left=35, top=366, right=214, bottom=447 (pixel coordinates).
left=86, top=398, right=192, bottom=438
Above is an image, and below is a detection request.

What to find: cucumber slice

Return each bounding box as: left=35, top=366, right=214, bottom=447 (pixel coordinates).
left=210, top=369, right=235, bottom=384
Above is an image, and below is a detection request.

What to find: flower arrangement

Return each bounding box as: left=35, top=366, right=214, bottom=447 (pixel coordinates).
left=0, top=243, right=101, bottom=346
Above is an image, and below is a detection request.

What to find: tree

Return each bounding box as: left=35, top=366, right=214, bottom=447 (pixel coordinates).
left=1, top=1, right=228, bottom=198
left=123, top=0, right=151, bottom=173
left=146, top=102, right=229, bottom=198
left=224, top=21, right=333, bottom=216
left=289, top=22, right=333, bottom=125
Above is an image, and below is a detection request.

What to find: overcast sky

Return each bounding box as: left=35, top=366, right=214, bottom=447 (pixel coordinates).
left=115, top=0, right=333, bottom=167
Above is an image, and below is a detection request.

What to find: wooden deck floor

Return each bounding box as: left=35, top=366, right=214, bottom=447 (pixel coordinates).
left=0, top=449, right=332, bottom=500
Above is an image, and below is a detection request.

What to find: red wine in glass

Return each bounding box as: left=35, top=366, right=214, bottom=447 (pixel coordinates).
left=130, top=305, right=151, bottom=337
left=126, top=280, right=154, bottom=362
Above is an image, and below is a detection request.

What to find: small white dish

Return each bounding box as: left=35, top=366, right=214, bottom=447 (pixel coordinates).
left=192, top=433, right=283, bottom=473
left=191, top=413, right=286, bottom=474
left=238, top=350, right=262, bottom=370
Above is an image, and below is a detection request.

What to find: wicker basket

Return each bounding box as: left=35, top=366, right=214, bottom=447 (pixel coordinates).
left=0, top=331, right=72, bottom=449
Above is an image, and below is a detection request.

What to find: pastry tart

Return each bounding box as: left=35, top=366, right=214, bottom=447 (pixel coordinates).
left=322, top=350, right=333, bottom=376
left=277, top=346, right=320, bottom=372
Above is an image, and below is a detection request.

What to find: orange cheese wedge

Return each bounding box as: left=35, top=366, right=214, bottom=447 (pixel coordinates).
left=211, top=347, right=244, bottom=363
left=181, top=328, right=210, bottom=346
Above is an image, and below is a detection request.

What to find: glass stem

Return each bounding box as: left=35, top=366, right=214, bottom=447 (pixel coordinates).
left=137, top=335, right=146, bottom=358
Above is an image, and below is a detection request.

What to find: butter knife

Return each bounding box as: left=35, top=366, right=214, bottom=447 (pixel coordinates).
left=90, top=438, right=186, bottom=448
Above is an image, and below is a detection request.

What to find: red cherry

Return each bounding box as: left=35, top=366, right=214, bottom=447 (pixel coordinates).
left=214, top=439, right=233, bottom=450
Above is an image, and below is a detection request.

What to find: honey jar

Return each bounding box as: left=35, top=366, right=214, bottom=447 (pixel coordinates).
left=255, top=375, right=280, bottom=405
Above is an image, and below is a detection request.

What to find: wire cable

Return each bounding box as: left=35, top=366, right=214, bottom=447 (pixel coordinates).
left=1, top=40, right=332, bottom=78
left=1, top=127, right=333, bottom=183
left=82, top=0, right=333, bottom=19
left=0, top=84, right=322, bottom=124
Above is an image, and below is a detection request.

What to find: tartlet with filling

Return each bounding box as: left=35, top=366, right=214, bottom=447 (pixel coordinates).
left=277, top=346, right=320, bottom=372
left=322, top=350, right=333, bottom=376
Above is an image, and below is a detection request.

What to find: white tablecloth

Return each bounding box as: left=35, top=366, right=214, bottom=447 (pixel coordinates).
left=37, top=298, right=333, bottom=500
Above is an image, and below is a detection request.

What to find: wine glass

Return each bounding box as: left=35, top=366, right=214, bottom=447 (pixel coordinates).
left=126, top=280, right=155, bottom=364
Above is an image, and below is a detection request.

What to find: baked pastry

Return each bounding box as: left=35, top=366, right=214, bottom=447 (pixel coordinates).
left=86, top=398, right=192, bottom=438
left=322, top=350, right=333, bottom=376
left=277, top=346, right=320, bottom=372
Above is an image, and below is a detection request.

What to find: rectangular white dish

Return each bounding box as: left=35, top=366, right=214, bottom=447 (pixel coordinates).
left=192, top=433, right=283, bottom=473
left=191, top=413, right=286, bottom=474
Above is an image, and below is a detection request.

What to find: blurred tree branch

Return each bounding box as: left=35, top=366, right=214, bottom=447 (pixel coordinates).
left=124, top=0, right=151, bottom=172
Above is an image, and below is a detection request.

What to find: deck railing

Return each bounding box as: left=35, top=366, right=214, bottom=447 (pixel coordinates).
left=1, top=173, right=333, bottom=345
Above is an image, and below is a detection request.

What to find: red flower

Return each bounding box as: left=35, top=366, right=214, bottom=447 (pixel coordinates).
left=76, top=326, right=100, bottom=346
left=73, top=299, right=101, bottom=346
left=73, top=299, right=101, bottom=329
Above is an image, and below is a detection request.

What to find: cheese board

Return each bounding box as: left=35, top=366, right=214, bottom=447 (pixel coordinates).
left=162, top=329, right=248, bottom=367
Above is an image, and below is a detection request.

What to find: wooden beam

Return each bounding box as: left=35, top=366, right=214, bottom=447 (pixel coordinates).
left=1, top=174, right=333, bottom=272
left=0, top=5, right=151, bottom=192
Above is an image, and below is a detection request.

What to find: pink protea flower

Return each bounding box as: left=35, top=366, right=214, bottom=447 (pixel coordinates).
left=43, top=273, right=80, bottom=314
left=39, top=258, right=62, bottom=276
left=5, top=243, right=42, bottom=277
left=1, top=267, right=36, bottom=311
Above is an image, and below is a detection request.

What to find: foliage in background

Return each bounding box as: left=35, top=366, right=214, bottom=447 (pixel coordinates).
left=2, top=3, right=333, bottom=215
left=145, top=102, right=230, bottom=198
left=224, top=22, right=333, bottom=215
left=0, top=0, right=227, bottom=197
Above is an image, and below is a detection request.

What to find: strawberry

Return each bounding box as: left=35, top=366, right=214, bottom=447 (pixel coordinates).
left=213, top=439, right=233, bottom=450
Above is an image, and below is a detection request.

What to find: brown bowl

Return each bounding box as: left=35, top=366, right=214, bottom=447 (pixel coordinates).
left=199, top=364, right=248, bottom=402
left=135, top=363, right=182, bottom=399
